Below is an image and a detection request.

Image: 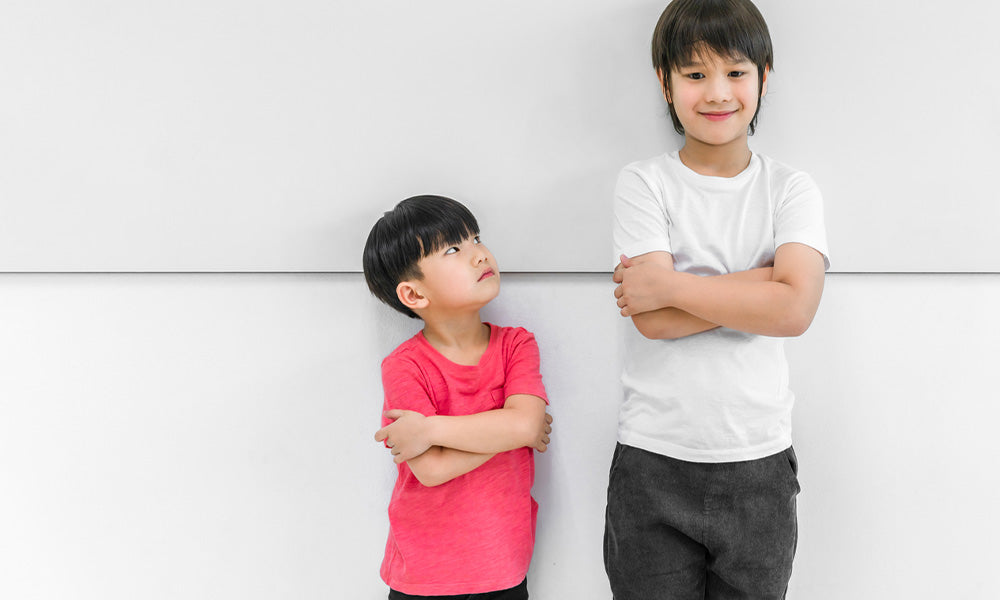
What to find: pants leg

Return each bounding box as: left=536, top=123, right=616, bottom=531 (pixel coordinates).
left=487, top=578, right=528, bottom=600
left=388, top=578, right=528, bottom=600
left=703, top=447, right=799, bottom=600
left=604, top=443, right=708, bottom=600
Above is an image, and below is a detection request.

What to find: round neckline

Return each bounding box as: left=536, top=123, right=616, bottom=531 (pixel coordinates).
left=669, top=150, right=760, bottom=187
left=416, top=322, right=497, bottom=369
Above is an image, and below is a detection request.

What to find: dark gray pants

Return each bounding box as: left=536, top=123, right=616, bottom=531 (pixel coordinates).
left=604, top=443, right=799, bottom=600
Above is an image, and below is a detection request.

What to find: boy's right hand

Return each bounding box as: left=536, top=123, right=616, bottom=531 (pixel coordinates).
left=613, top=252, right=677, bottom=317
left=375, top=410, right=433, bottom=464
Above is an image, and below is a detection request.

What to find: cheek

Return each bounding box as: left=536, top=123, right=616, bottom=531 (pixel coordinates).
left=740, top=82, right=762, bottom=107
left=672, top=86, right=701, bottom=109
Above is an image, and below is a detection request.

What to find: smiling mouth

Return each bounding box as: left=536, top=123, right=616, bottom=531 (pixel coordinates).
left=701, top=111, right=736, bottom=121
left=478, top=269, right=496, bottom=281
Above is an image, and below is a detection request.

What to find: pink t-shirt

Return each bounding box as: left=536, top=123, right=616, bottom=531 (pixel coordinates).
left=379, top=323, right=548, bottom=596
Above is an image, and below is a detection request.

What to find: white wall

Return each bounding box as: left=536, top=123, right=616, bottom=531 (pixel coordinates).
left=3, top=0, right=999, bottom=272
left=1, top=272, right=997, bottom=599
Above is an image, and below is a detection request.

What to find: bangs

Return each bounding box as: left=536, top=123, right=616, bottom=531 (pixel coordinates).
left=653, top=0, right=772, bottom=76
left=382, top=194, right=480, bottom=263
left=678, top=41, right=753, bottom=69
left=413, top=212, right=480, bottom=257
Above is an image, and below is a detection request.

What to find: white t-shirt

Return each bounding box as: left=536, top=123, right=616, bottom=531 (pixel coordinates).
left=612, top=151, right=830, bottom=463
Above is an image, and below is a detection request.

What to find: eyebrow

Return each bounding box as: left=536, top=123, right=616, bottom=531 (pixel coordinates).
left=678, top=55, right=754, bottom=69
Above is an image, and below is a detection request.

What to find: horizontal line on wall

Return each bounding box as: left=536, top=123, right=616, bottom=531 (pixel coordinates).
left=2, top=271, right=1000, bottom=276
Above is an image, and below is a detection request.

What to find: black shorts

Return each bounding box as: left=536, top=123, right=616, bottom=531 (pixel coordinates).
left=389, top=578, right=528, bottom=600
left=604, top=443, right=799, bottom=600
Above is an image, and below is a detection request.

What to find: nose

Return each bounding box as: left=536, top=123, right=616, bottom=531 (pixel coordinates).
left=470, top=243, right=488, bottom=264
left=705, top=75, right=732, bottom=103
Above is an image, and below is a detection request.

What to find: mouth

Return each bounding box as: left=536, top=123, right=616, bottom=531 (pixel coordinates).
left=478, top=269, right=496, bottom=281
left=701, top=110, right=737, bottom=122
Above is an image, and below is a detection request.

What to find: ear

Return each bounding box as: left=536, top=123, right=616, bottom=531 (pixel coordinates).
left=656, top=68, right=671, bottom=104
left=760, top=65, right=770, bottom=97
left=396, top=280, right=429, bottom=313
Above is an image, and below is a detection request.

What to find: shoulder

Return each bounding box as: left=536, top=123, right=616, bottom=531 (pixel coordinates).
left=490, top=324, right=540, bottom=358
left=618, top=152, right=679, bottom=184
left=381, top=333, right=429, bottom=374
left=492, top=324, right=537, bottom=346
left=756, top=154, right=820, bottom=193
left=614, top=152, right=688, bottom=211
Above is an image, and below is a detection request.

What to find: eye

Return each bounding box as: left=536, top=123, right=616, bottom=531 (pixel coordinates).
left=729, top=71, right=746, bottom=78
left=686, top=72, right=705, bottom=80
left=444, top=246, right=459, bottom=255
left=473, top=236, right=482, bottom=244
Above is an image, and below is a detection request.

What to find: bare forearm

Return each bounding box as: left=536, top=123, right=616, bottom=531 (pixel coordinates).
left=618, top=245, right=824, bottom=338
left=426, top=400, right=545, bottom=454
left=632, top=307, right=718, bottom=339
left=631, top=267, right=773, bottom=339
left=377, top=395, right=549, bottom=463
left=671, top=274, right=812, bottom=337
left=669, top=245, right=825, bottom=337
left=407, top=446, right=495, bottom=487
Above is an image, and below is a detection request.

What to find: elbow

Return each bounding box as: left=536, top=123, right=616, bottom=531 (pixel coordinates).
left=407, top=451, right=448, bottom=487
left=411, top=466, right=447, bottom=488
left=415, top=474, right=446, bottom=488
left=633, top=316, right=677, bottom=340
left=777, top=309, right=815, bottom=338
left=639, top=325, right=668, bottom=340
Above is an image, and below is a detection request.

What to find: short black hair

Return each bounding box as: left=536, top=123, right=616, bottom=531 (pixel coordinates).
left=362, top=195, right=480, bottom=319
left=651, top=0, right=773, bottom=135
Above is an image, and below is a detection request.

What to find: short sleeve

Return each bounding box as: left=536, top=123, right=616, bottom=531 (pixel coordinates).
left=774, top=173, right=831, bottom=270
left=380, top=354, right=438, bottom=428
left=501, top=329, right=548, bottom=404
left=612, top=165, right=672, bottom=268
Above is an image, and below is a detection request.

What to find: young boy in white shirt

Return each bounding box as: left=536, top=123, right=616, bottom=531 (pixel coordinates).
left=604, top=1, right=830, bottom=598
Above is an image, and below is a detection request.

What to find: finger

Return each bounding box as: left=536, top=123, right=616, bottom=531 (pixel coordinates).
left=383, top=409, right=404, bottom=421
left=620, top=254, right=632, bottom=268
left=374, top=428, right=387, bottom=442
left=544, top=424, right=552, bottom=434
left=614, top=285, right=623, bottom=299
left=544, top=413, right=553, bottom=424
left=620, top=306, right=630, bottom=317
left=617, top=297, right=626, bottom=309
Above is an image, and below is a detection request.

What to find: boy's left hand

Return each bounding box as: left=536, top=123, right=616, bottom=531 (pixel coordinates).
left=375, top=410, right=432, bottom=464
left=614, top=252, right=676, bottom=316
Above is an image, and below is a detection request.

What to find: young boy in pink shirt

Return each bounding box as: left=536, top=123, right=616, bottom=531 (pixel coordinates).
left=363, top=194, right=552, bottom=599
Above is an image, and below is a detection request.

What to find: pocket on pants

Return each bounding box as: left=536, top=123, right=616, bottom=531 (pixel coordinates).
left=782, top=446, right=801, bottom=496
left=783, top=446, right=799, bottom=476
left=608, top=443, right=628, bottom=481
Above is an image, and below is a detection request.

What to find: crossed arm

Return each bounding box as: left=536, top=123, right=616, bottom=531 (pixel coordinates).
left=614, top=242, right=826, bottom=339
left=374, top=394, right=551, bottom=487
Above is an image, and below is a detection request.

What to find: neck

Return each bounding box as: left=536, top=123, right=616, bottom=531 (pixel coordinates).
left=678, top=138, right=752, bottom=178
left=421, top=314, right=490, bottom=365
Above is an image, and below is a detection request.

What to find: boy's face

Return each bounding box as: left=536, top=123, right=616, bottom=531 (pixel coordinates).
left=664, top=48, right=767, bottom=150
left=405, top=234, right=500, bottom=315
